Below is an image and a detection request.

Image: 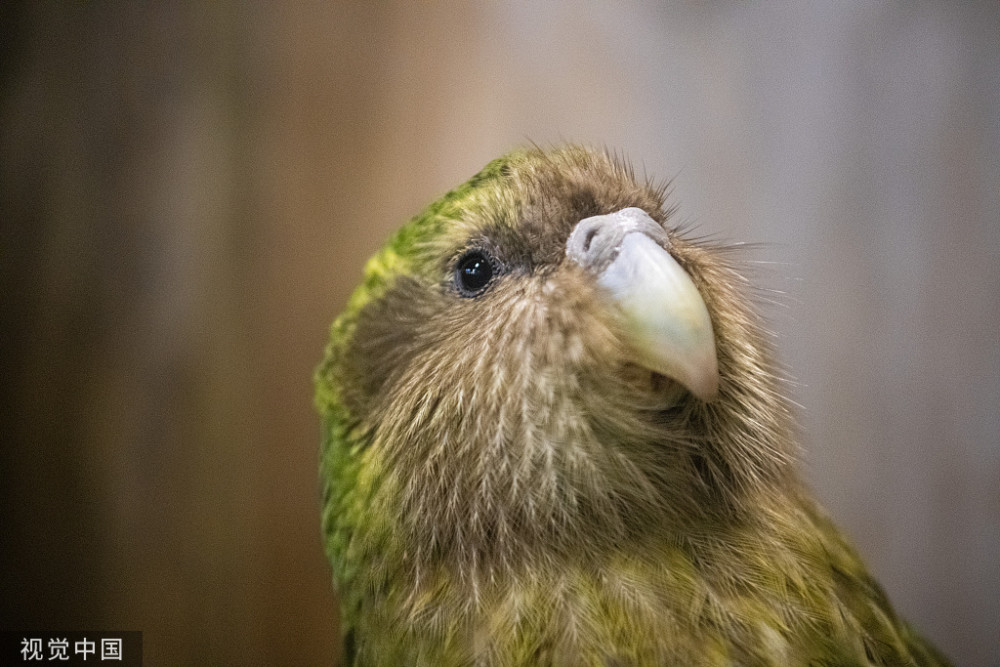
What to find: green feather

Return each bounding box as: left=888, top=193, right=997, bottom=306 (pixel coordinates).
left=316, top=146, right=950, bottom=666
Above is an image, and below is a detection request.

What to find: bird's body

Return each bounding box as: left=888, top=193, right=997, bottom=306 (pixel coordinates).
left=316, top=146, right=949, bottom=666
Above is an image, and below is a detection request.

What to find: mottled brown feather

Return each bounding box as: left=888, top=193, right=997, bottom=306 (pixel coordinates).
left=317, top=145, right=951, bottom=666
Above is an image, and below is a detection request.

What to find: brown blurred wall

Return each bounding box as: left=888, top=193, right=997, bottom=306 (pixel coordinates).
left=2, top=3, right=998, bottom=666
left=0, top=3, right=360, bottom=664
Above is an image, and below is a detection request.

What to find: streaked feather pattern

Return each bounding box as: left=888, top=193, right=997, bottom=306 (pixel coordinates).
left=316, top=145, right=950, bottom=666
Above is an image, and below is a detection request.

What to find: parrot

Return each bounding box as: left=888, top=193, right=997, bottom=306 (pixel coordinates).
left=315, top=145, right=951, bottom=666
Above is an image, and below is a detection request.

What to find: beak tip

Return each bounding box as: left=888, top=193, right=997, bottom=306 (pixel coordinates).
left=693, top=376, right=720, bottom=403
left=681, top=358, right=720, bottom=403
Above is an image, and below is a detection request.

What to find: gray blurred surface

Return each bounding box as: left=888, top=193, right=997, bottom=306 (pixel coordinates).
left=2, top=2, right=997, bottom=665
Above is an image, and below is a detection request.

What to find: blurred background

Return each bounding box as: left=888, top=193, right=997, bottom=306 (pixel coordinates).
left=1, top=2, right=997, bottom=665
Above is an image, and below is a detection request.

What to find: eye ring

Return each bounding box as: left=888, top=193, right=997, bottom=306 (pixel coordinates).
left=454, top=250, right=496, bottom=297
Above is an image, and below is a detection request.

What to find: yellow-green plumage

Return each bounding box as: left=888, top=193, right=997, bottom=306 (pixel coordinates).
left=316, top=146, right=949, bottom=666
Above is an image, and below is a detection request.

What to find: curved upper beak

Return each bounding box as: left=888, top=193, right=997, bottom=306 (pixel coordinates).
left=566, top=207, right=719, bottom=401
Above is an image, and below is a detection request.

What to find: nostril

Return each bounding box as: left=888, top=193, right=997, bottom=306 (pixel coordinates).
left=567, top=208, right=667, bottom=272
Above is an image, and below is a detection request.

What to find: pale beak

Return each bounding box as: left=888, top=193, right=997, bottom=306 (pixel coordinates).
left=566, top=207, right=719, bottom=401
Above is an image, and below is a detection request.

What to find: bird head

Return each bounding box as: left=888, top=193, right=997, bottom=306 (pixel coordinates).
left=317, top=146, right=795, bottom=575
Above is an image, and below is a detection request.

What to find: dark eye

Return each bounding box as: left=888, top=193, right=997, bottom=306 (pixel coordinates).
left=454, top=251, right=495, bottom=297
